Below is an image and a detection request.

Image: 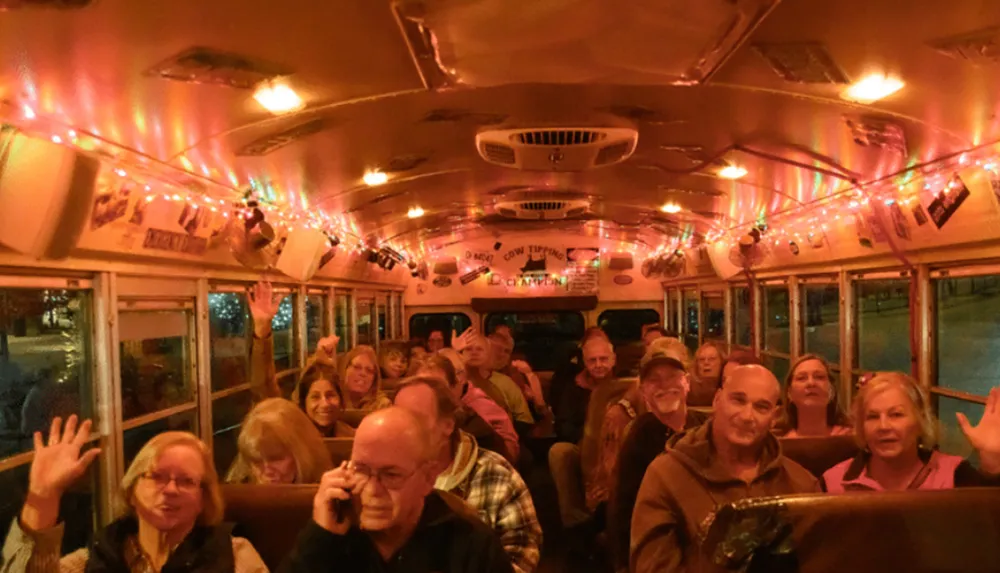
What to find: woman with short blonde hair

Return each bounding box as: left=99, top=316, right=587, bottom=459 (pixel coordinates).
left=823, top=372, right=1000, bottom=492
left=3, top=417, right=267, bottom=572
left=226, top=398, right=333, bottom=485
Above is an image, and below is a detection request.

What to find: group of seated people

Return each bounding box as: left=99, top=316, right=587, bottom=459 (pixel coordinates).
left=3, top=284, right=999, bottom=573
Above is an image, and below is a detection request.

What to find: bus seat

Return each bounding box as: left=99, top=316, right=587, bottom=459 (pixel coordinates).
left=613, top=342, right=645, bottom=377
left=778, top=436, right=859, bottom=479
left=221, top=484, right=316, bottom=570
left=580, top=379, right=636, bottom=472
left=703, top=489, right=1000, bottom=573
left=324, top=437, right=354, bottom=465
left=341, top=409, right=367, bottom=428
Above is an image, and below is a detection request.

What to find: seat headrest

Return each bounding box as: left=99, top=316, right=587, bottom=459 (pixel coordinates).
left=222, top=484, right=316, bottom=570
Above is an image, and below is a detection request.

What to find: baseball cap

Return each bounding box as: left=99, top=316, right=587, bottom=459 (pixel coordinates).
left=639, top=349, right=686, bottom=379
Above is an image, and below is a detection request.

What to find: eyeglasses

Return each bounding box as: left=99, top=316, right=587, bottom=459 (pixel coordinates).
left=140, top=471, right=202, bottom=493
left=350, top=463, right=416, bottom=490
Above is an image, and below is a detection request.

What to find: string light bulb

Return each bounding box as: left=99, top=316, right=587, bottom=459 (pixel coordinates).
left=718, top=165, right=748, bottom=179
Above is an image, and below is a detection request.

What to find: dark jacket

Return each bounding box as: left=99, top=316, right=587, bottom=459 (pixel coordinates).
left=278, top=491, right=513, bottom=573
left=87, top=517, right=235, bottom=573
left=609, top=410, right=708, bottom=571
left=551, top=370, right=592, bottom=445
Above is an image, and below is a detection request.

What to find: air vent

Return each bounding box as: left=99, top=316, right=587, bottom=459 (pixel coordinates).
left=422, top=109, right=508, bottom=125
left=146, top=47, right=291, bottom=89
left=845, top=115, right=907, bottom=156
left=929, top=27, right=1000, bottom=65
left=514, top=130, right=605, bottom=146
left=595, top=141, right=633, bottom=166
left=236, top=119, right=327, bottom=156
left=0, top=0, right=91, bottom=8
left=481, top=142, right=516, bottom=165
left=477, top=127, right=638, bottom=171
left=657, top=185, right=726, bottom=198
left=494, top=190, right=590, bottom=220
left=752, top=42, right=849, bottom=84
left=383, top=154, right=428, bottom=173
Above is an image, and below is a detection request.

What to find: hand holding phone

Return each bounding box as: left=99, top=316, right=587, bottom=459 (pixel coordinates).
left=313, top=462, right=360, bottom=535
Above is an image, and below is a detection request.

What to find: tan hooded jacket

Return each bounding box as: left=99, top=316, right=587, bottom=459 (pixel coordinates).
left=630, top=421, right=819, bottom=573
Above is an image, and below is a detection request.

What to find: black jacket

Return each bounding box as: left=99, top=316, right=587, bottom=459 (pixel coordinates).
left=85, top=516, right=235, bottom=573
left=278, top=491, right=513, bottom=573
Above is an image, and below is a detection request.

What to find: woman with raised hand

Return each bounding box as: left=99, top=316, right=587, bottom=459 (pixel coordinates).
left=2, top=415, right=268, bottom=572
left=823, top=372, right=1000, bottom=491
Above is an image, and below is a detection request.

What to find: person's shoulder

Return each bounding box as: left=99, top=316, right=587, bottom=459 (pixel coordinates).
left=490, top=371, right=517, bottom=386
left=778, top=454, right=822, bottom=491
left=474, top=448, right=520, bottom=480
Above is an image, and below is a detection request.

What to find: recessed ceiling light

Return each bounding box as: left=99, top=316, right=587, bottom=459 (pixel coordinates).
left=718, top=164, right=748, bottom=179
left=660, top=203, right=682, bottom=214
left=253, top=80, right=304, bottom=114
left=407, top=206, right=425, bottom=218
left=363, top=170, right=388, bottom=186
left=841, top=74, right=904, bottom=104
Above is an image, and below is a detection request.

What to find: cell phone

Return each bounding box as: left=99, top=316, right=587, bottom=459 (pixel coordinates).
left=333, top=495, right=352, bottom=522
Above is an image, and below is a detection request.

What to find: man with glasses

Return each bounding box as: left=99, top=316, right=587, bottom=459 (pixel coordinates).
left=393, top=376, right=542, bottom=573
left=282, top=406, right=512, bottom=572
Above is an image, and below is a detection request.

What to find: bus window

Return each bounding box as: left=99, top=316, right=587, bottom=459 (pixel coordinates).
left=856, top=279, right=911, bottom=373
left=211, top=389, right=254, bottom=475
left=763, top=284, right=791, bottom=382
left=802, top=283, right=840, bottom=364
left=485, top=311, right=584, bottom=372
left=334, top=291, right=352, bottom=352
left=357, top=297, right=374, bottom=346
left=936, top=275, right=999, bottom=455
left=118, top=308, right=195, bottom=421
left=701, top=292, right=724, bottom=344
left=272, top=294, right=298, bottom=371
left=683, top=291, right=699, bottom=351
left=597, top=308, right=661, bottom=344
left=0, top=286, right=97, bottom=553
left=731, top=286, right=751, bottom=348
left=409, top=313, right=472, bottom=342
left=306, top=293, right=327, bottom=353
left=208, top=292, right=249, bottom=391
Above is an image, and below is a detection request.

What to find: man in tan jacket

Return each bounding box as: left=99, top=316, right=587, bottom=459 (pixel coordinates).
left=630, top=365, right=820, bottom=573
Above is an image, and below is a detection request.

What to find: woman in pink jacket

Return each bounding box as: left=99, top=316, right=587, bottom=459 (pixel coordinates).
left=823, top=372, right=1000, bottom=491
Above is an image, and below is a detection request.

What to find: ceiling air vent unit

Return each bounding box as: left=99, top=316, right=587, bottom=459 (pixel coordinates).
left=929, top=27, right=1000, bottom=65
left=236, top=119, right=328, bottom=156
left=494, top=190, right=590, bottom=220
left=146, top=47, right=291, bottom=89
left=752, top=42, right=849, bottom=84
left=845, top=115, right=907, bottom=156
left=476, top=127, right=638, bottom=171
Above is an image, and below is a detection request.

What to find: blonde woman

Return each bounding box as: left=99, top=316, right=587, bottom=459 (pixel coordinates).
left=2, top=417, right=267, bottom=572
left=774, top=354, right=852, bottom=438
left=823, top=372, right=1000, bottom=491
left=338, top=345, right=391, bottom=412
left=226, top=398, right=333, bottom=485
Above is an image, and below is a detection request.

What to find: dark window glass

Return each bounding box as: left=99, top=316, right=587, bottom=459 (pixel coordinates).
left=123, top=409, right=197, bottom=468
left=803, top=284, right=840, bottom=364
left=936, top=276, right=1000, bottom=398
left=856, top=279, right=911, bottom=373
left=306, top=294, right=326, bottom=353
left=272, top=295, right=297, bottom=371
left=212, top=390, right=254, bottom=475
left=937, top=396, right=984, bottom=459
left=356, top=299, right=374, bottom=346
left=764, top=285, right=790, bottom=354
left=484, top=312, right=585, bottom=371
left=208, top=293, right=248, bottom=392
left=597, top=309, right=661, bottom=344
left=702, top=293, right=725, bottom=342
left=763, top=354, right=790, bottom=385
left=683, top=292, right=699, bottom=352
left=0, top=288, right=92, bottom=459
left=732, top=286, right=751, bottom=347
left=334, top=293, right=351, bottom=353
left=118, top=310, right=193, bottom=421
left=408, top=313, right=473, bottom=343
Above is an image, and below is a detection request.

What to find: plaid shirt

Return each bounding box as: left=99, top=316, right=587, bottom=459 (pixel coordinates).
left=438, top=434, right=542, bottom=573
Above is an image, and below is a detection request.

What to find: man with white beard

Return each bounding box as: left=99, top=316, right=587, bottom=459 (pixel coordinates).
left=607, top=348, right=709, bottom=572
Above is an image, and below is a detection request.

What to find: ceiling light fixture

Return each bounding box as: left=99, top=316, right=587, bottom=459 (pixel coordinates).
left=718, top=164, right=748, bottom=179
left=363, top=170, right=388, bottom=186
left=407, top=206, right=425, bottom=219
left=660, top=203, right=682, bottom=214
left=253, top=80, right=305, bottom=114
left=841, top=73, right=904, bottom=104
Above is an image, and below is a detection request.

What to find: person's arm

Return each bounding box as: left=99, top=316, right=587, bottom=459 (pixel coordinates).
left=248, top=281, right=283, bottom=401
left=957, top=387, right=1000, bottom=476
left=231, top=537, right=270, bottom=573
left=630, top=459, right=684, bottom=573
left=491, top=468, right=543, bottom=573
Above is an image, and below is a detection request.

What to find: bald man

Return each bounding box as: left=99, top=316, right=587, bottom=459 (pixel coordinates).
left=630, top=366, right=820, bottom=573
left=283, top=407, right=513, bottom=573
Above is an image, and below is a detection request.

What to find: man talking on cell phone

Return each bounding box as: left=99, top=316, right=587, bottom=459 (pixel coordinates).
left=280, top=406, right=513, bottom=573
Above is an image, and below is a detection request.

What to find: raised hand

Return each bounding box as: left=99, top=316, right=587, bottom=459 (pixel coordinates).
left=22, top=416, right=101, bottom=531
left=957, top=387, right=1000, bottom=475
left=315, top=335, right=341, bottom=365
left=451, top=327, right=476, bottom=352
left=248, top=281, right=285, bottom=338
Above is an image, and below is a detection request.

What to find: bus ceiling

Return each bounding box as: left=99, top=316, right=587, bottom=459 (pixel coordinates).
left=0, top=1, right=998, bottom=282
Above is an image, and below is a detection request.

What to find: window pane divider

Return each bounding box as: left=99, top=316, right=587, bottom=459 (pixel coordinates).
left=760, top=350, right=792, bottom=359
left=0, top=275, right=93, bottom=289
left=929, top=387, right=988, bottom=405
left=122, top=402, right=197, bottom=431
left=211, top=384, right=252, bottom=401
left=0, top=433, right=102, bottom=473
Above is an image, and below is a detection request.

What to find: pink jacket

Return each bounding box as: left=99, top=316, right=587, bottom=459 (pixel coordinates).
left=823, top=450, right=964, bottom=492
left=462, top=384, right=520, bottom=461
